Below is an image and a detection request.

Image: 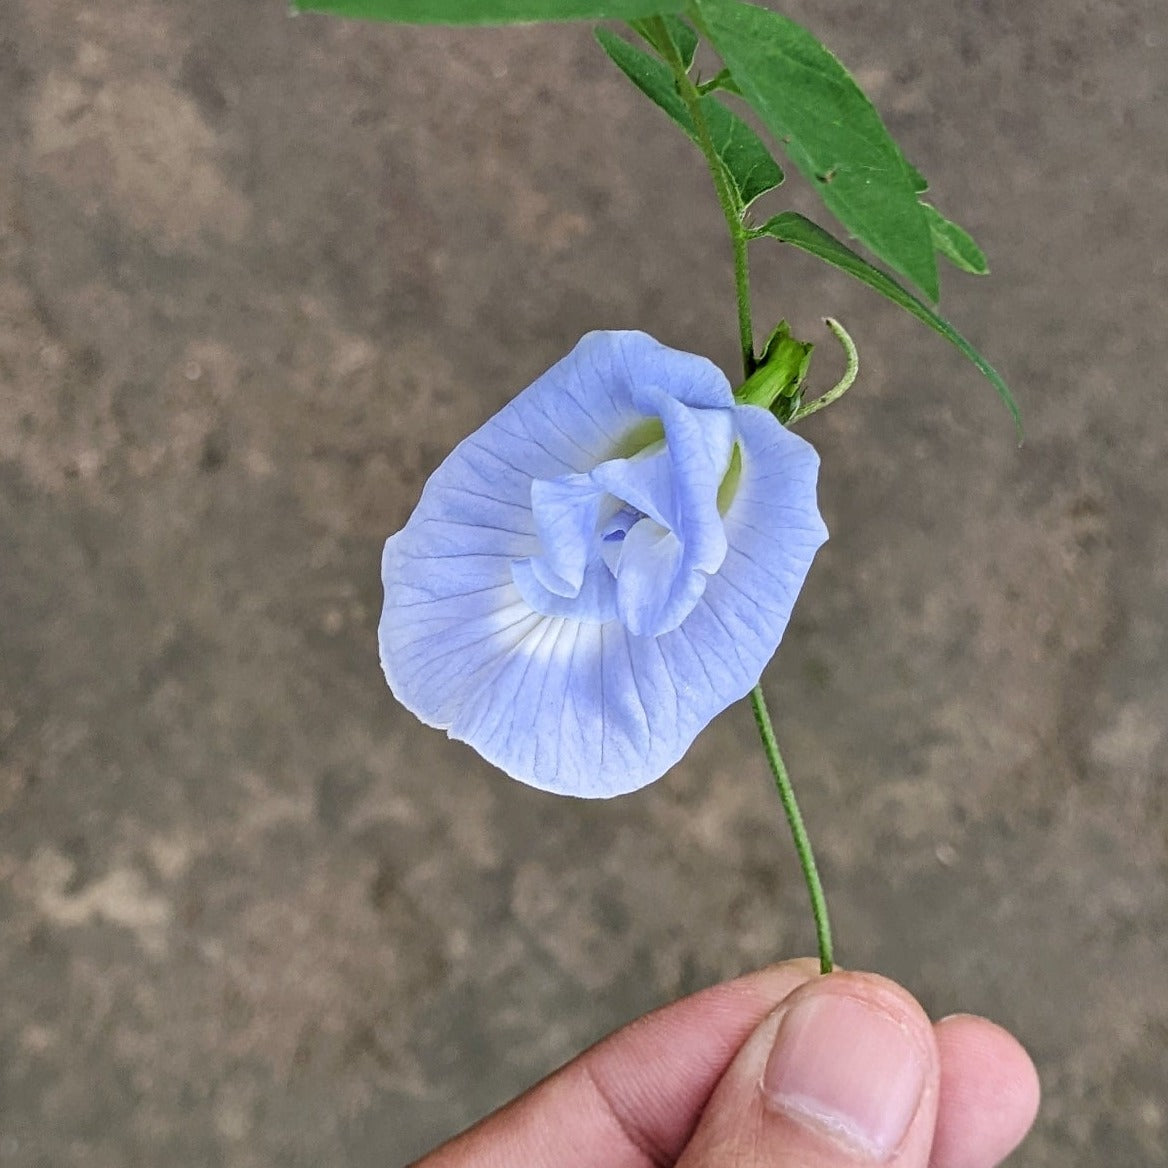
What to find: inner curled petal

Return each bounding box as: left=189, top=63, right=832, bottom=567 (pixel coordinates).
left=512, top=398, right=737, bottom=635
left=612, top=516, right=688, bottom=636
left=526, top=473, right=604, bottom=597
left=598, top=503, right=644, bottom=574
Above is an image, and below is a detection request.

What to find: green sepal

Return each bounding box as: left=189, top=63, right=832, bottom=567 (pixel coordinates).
left=735, top=320, right=814, bottom=422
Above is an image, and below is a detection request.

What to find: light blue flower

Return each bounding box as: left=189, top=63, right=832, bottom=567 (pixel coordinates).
left=379, top=331, right=827, bottom=798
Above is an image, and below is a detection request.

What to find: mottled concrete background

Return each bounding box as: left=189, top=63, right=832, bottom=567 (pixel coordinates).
left=0, top=0, right=1165, bottom=1164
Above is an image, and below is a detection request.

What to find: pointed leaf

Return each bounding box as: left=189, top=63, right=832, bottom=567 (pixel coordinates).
left=755, top=212, right=1019, bottom=432
left=694, top=0, right=939, bottom=300
left=596, top=29, right=690, bottom=120
left=704, top=95, right=783, bottom=208
left=659, top=15, right=698, bottom=68
left=293, top=0, right=684, bottom=23
left=924, top=203, right=989, bottom=275
left=596, top=29, right=782, bottom=209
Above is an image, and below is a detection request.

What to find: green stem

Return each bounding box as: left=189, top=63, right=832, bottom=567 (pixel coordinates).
left=750, top=686, right=834, bottom=974
left=729, top=217, right=756, bottom=375
left=650, top=18, right=756, bottom=373
left=646, top=15, right=833, bottom=973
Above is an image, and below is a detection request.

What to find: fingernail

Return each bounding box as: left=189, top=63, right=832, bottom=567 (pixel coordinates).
left=762, top=991, right=926, bottom=1160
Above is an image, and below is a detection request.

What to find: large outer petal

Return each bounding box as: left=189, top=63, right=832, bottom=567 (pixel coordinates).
left=644, top=404, right=830, bottom=785
left=380, top=333, right=825, bottom=798
left=488, top=402, right=826, bottom=798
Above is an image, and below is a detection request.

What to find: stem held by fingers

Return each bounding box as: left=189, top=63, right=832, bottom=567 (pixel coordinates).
left=750, top=685, right=834, bottom=974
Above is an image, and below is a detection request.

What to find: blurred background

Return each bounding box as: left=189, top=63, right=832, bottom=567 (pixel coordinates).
left=1, top=0, right=1165, bottom=1163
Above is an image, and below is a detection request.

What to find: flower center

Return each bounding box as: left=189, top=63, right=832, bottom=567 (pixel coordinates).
left=511, top=401, right=737, bottom=637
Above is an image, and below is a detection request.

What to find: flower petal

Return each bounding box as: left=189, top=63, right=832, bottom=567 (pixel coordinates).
left=379, top=333, right=827, bottom=798
left=527, top=473, right=606, bottom=597
left=650, top=403, right=830, bottom=750
left=613, top=516, right=688, bottom=635
left=590, top=448, right=677, bottom=531
left=504, top=329, right=732, bottom=474
left=511, top=555, right=618, bottom=623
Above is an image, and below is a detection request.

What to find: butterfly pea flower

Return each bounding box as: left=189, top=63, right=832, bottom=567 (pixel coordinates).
left=379, top=330, right=827, bottom=798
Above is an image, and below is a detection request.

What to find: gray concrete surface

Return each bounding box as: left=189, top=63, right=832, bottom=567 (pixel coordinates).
left=1, top=0, right=1165, bottom=1163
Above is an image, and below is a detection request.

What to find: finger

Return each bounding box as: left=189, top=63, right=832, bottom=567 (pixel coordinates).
left=930, top=1014, right=1041, bottom=1168
left=676, top=971, right=941, bottom=1168
left=414, top=958, right=820, bottom=1168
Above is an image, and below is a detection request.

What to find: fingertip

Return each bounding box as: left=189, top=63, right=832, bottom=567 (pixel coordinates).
left=764, top=971, right=939, bottom=1161
left=932, top=1014, right=1041, bottom=1168
left=807, top=969, right=941, bottom=1051
left=751, top=955, right=825, bottom=989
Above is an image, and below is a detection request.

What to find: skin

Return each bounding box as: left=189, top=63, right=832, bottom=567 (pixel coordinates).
left=413, top=960, right=1040, bottom=1168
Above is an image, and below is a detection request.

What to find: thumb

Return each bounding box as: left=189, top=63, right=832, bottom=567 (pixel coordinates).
left=677, top=971, right=940, bottom=1168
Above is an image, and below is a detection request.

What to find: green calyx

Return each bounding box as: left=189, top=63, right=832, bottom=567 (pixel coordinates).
left=734, top=320, right=814, bottom=423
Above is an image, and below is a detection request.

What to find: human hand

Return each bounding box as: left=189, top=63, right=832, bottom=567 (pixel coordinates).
left=412, top=960, right=1039, bottom=1168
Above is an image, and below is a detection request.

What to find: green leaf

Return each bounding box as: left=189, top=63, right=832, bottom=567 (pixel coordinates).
left=659, top=15, right=698, bottom=68
left=924, top=203, right=989, bottom=275
left=755, top=212, right=1019, bottom=432
left=703, top=95, right=784, bottom=208
left=596, top=28, right=689, bottom=117
left=694, top=0, right=939, bottom=300
left=907, top=163, right=929, bottom=193
left=292, top=0, right=684, bottom=23
left=595, top=29, right=782, bottom=208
